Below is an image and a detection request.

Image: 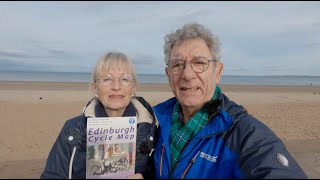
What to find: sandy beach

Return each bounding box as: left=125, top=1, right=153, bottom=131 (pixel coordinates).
left=0, top=81, right=319, bottom=178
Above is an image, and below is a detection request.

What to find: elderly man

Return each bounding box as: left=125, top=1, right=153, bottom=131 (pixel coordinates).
left=152, top=22, right=307, bottom=179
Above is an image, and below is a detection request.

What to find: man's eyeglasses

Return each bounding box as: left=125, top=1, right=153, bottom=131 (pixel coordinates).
left=167, top=57, right=216, bottom=75
left=95, top=74, right=134, bottom=87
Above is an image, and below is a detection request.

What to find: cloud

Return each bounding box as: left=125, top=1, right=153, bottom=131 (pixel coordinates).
left=0, top=2, right=320, bottom=75
left=131, top=53, right=163, bottom=66
left=0, top=49, right=48, bottom=59
left=0, top=58, right=56, bottom=71
left=130, top=53, right=165, bottom=74
left=262, top=65, right=294, bottom=70
left=29, top=40, right=74, bottom=59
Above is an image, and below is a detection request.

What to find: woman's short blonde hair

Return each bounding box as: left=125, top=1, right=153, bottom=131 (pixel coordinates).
left=91, top=52, right=137, bottom=85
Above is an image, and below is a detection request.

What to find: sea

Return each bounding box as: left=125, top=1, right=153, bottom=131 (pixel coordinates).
left=0, top=71, right=320, bottom=86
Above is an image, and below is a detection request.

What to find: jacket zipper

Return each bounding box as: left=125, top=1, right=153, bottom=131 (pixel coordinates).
left=181, top=151, right=200, bottom=179
left=169, top=107, right=222, bottom=178
left=160, top=143, right=165, bottom=177
left=167, top=105, right=246, bottom=178
left=171, top=106, right=225, bottom=178
left=69, top=146, right=77, bottom=179
left=172, top=130, right=226, bottom=178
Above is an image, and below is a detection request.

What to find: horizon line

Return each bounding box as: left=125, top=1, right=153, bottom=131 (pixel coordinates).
left=0, top=70, right=319, bottom=77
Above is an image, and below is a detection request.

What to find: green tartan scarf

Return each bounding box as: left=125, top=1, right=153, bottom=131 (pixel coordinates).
left=170, top=86, right=221, bottom=170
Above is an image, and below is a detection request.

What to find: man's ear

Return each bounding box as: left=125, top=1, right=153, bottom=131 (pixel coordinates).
left=165, top=67, right=173, bottom=89
left=215, top=62, right=224, bottom=84
left=165, top=67, right=169, bottom=77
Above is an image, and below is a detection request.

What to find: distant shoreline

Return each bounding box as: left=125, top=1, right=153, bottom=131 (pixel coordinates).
left=1, top=71, right=320, bottom=85
left=1, top=70, right=319, bottom=76
left=0, top=81, right=319, bottom=93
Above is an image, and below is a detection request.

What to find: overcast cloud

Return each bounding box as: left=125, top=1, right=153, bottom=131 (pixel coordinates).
left=0, top=1, right=319, bottom=75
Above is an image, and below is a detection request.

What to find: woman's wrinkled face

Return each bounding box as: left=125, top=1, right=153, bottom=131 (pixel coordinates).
left=93, top=66, right=136, bottom=116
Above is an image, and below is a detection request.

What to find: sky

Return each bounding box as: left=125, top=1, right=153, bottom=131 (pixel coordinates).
left=0, top=1, right=319, bottom=76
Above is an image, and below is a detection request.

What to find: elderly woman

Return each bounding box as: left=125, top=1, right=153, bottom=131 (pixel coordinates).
left=41, top=52, right=156, bottom=179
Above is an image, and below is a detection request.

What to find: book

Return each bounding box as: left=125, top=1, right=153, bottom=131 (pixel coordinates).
left=86, top=116, right=137, bottom=179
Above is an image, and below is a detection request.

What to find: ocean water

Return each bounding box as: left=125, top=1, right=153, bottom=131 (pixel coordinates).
left=0, top=71, right=320, bottom=86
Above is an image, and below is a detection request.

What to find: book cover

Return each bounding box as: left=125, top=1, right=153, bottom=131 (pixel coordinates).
left=86, top=116, right=137, bottom=179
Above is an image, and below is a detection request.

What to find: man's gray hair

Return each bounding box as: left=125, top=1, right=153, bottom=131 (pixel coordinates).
left=164, top=22, right=221, bottom=64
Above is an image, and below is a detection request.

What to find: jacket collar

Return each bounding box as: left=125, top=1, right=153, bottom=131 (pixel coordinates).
left=82, top=97, right=153, bottom=124
left=153, top=93, right=246, bottom=137
left=93, top=100, right=136, bottom=117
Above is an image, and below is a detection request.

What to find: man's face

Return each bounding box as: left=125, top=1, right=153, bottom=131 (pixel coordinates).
left=166, top=38, right=223, bottom=111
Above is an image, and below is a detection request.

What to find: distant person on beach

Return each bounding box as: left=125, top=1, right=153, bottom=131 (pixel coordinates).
left=40, top=52, right=157, bottom=179
left=152, top=22, right=307, bottom=179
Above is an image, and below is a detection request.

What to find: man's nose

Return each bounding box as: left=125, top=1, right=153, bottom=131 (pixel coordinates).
left=181, top=61, right=196, bottom=80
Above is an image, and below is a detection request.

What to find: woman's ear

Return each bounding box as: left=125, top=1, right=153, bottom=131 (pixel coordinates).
left=132, top=86, right=137, bottom=98
left=90, top=82, right=98, bottom=97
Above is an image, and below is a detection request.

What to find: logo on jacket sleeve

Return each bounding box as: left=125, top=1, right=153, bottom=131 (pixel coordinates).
left=200, top=152, right=217, bottom=163
left=277, top=153, right=289, bottom=167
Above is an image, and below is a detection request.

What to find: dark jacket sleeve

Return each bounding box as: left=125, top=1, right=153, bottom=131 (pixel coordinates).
left=229, top=114, right=307, bottom=179
left=40, top=120, right=74, bottom=179
left=135, top=122, right=157, bottom=179
left=134, top=96, right=158, bottom=179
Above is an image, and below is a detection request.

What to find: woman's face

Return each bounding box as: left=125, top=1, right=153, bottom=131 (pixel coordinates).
left=93, top=67, right=136, bottom=117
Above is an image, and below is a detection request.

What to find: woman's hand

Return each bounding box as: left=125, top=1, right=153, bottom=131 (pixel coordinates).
left=127, top=173, right=143, bottom=179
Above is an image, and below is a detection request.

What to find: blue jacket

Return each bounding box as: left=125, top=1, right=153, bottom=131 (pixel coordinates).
left=153, top=93, right=307, bottom=179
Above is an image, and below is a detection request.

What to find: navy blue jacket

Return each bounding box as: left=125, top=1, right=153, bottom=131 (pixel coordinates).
left=40, top=96, right=157, bottom=179
left=153, top=93, right=307, bottom=179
